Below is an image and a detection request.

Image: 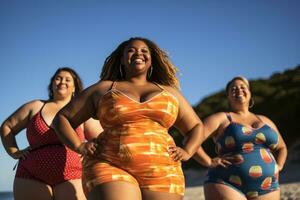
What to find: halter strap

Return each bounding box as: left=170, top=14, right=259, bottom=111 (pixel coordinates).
left=111, top=81, right=117, bottom=90
left=111, top=81, right=164, bottom=91
left=255, top=114, right=264, bottom=123
left=39, top=101, right=47, bottom=113
left=225, top=112, right=232, bottom=122
left=153, top=82, right=165, bottom=91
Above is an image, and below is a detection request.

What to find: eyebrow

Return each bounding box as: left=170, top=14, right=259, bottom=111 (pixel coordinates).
left=127, top=46, right=149, bottom=49
left=56, top=75, right=73, bottom=78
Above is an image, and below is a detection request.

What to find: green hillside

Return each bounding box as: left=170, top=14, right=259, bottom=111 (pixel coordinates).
left=171, top=65, right=300, bottom=169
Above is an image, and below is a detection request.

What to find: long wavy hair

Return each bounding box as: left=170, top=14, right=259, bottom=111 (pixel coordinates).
left=100, top=37, right=180, bottom=89
left=48, top=67, right=83, bottom=100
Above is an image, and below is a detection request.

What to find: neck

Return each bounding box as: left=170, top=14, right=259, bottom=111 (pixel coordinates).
left=231, top=106, right=250, bottom=116
left=126, top=75, right=148, bottom=86
left=51, top=96, right=72, bottom=107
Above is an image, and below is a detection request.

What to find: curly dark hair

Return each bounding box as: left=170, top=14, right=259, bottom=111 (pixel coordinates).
left=100, top=37, right=180, bottom=89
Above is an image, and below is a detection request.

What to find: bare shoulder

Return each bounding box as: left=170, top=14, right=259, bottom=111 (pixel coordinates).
left=203, top=112, right=228, bottom=137
left=90, top=80, right=114, bottom=95
left=162, top=85, right=180, bottom=94
left=78, top=80, right=114, bottom=101
left=257, top=114, right=273, bottom=124
left=161, top=85, right=183, bottom=99
left=84, top=80, right=114, bottom=107
left=205, top=112, right=227, bottom=122
left=5, top=99, right=44, bottom=122
left=23, top=99, right=45, bottom=113
left=257, top=114, right=279, bottom=131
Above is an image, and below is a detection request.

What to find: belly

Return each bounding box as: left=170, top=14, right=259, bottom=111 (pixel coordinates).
left=99, top=127, right=177, bottom=167
left=208, top=148, right=279, bottom=187
left=17, top=145, right=82, bottom=184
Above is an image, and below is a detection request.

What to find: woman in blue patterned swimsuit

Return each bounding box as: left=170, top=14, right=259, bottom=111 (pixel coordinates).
left=194, top=76, right=287, bottom=200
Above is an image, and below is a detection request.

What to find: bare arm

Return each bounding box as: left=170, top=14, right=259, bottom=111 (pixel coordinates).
left=167, top=87, right=204, bottom=161
left=83, top=117, right=103, bottom=141
left=0, top=100, right=43, bottom=159
left=53, top=81, right=110, bottom=154
left=193, top=146, right=212, bottom=167
left=260, top=115, right=288, bottom=171
left=193, top=112, right=232, bottom=168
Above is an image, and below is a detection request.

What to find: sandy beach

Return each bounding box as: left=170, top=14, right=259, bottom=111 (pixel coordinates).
left=184, top=182, right=300, bottom=200
left=183, top=163, right=300, bottom=200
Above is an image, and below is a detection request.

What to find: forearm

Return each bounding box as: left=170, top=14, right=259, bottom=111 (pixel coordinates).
left=183, top=123, right=204, bottom=157
left=193, top=146, right=212, bottom=167
left=0, top=125, right=20, bottom=159
left=275, top=147, right=288, bottom=171
left=53, top=113, right=83, bottom=153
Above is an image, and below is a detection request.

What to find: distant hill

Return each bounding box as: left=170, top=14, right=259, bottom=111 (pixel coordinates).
left=171, top=65, right=300, bottom=169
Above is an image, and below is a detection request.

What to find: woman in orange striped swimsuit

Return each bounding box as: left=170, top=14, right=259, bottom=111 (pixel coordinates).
left=54, top=37, right=204, bottom=200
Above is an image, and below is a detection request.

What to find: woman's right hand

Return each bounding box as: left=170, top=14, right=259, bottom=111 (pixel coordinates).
left=76, top=140, right=98, bottom=157
left=11, top=146, right=31, bottom=160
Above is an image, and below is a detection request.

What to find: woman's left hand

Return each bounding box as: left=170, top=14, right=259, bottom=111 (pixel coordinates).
left=168, top=146, right=191, bottom=161
left=209, top=157, right=232, bottom=168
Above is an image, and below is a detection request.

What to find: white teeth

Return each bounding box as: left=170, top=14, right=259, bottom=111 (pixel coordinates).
left=133, top=58, right=143, bottom=63
left=233, top=94, right=243, bottom=99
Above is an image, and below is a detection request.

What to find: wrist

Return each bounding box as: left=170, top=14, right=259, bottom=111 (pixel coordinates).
left=207, top=158, right=213, bottom=168
left=277, top=164, right=283, bottom=171
left=75, top=142, right=86, bottom=154
left=9, top=148, right=20, bottom=159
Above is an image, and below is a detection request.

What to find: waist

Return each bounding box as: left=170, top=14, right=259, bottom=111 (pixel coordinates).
left=220, top=145, right=273, bottom=155
left=30, top=143, right=64, bottom=152
left=217, top=148, right=276, bottom=168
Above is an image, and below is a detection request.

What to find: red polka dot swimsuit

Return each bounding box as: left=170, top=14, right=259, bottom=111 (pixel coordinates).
left=15, top=103, right=85, bottom=186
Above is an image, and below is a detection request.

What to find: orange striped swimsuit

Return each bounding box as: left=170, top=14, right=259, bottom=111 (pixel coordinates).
left=82, top=82, right=184, bottom=195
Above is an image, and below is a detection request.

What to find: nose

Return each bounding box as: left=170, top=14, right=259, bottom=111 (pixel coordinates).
left=232, top=87, right=241, bottom=95
left=135, top=49, right=142, bottom=56
left=236, top=87, right=242, bottom=93
left=60, top=78, right=67, bottom=84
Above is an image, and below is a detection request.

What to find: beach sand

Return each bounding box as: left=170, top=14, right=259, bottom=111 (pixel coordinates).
left=184, top=182, right=300, bottom=200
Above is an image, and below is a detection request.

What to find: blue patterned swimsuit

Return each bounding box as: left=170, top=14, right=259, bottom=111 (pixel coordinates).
left=205, top=113, right=280, bottom=199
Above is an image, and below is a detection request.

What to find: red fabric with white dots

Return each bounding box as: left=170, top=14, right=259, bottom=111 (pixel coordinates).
left=15, top=111, right=84, bottom=186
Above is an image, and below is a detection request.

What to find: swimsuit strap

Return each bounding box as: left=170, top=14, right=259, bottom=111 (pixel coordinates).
left=111, top=81, right=165, bottom=93
left=111, top=81, right=117, bottom=90
left=225, top=112, right=233, bottom=122
left=38, top=101, right=47, bottom=114
left=255, top=114, right=264, bottom=123
left=153, top=82, right=165, bottom=91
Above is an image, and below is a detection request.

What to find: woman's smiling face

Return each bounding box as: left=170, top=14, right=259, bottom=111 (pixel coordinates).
left=227, top=79, right=251, bottom=106
left=121, top=40, right=152, bottom=76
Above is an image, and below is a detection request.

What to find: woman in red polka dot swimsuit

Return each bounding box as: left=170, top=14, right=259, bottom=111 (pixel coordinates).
left=0, top=67, right=102, bottom=200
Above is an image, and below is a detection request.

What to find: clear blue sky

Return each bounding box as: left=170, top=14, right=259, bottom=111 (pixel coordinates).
left=1, top=0, right=299, bottom=191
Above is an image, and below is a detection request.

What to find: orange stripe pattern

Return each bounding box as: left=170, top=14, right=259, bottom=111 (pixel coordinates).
left=82, top=88, right=184, bottom=196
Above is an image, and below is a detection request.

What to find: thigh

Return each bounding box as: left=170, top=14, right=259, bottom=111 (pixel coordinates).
left=141, top=189, right=183, bottom=200
left=88, top=181, right=142, bottom=200
left=254, top=189, right=280, bottom=200
left=204, top=183, right=247, bottom=200
left=53, top=179, right=86, bottom=200
left=82, top=160, right=139, bottom=195
left=13, top=177, right=53, bottom=200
